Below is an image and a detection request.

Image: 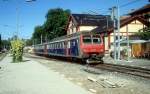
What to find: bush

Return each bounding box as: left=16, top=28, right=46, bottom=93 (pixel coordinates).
left=11, top=39, right=24, bottom=63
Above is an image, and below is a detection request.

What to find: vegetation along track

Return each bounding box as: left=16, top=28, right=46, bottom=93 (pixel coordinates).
left=25, top=53, right=150, bottom=79
left=92, top=63, right=150, bottom=79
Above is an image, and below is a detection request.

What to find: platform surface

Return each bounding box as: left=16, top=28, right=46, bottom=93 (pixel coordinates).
left=0, top=54, right=90, bottom=94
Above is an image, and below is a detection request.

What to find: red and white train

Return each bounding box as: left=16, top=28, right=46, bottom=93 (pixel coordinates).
left=33, top=31, right=105, bottom=63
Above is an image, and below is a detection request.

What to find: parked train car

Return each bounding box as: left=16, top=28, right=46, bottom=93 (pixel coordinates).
left=33, top=31, right=105, bottom=63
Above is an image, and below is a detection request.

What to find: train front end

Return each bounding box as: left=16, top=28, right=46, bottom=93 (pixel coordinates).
left=80, top=34, right=105, bottom=63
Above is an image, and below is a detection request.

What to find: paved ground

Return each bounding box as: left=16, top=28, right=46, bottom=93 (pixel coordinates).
left=26, top=54, right=150, bottom=94
left=0, top=54, right=90, bottom=94
left=104, top=55, right=150, bottom=69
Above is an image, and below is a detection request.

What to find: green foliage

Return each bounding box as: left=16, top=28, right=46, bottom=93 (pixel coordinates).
left=1, top=39, right=11, bottom=50
left=135, top=27, right=150, bottom=40
left=44, top=8, right=70, bottom=38
left=11, top=39, right=24, bottom=63
left=32, top=25, right=44, bottom=44
left=25, top=39, right=33, bottom=46
left=32, top=8, right=70, bottom=43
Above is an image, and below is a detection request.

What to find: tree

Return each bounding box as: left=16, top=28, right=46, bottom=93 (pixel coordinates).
left=32, top=25, right=44, bottom=44
left=11, top=39, right=24, bottom=62
left=31, top=8, right=70, bottom=44
left=43, top=8, right=70, bottom=40
left=1, top=39, right=11, bottom=50
left=25, top=39, right=33, bottom=46
left=134, top=27, right=150, bottom=40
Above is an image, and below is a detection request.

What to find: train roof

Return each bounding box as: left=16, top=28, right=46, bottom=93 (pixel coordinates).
left=34, top=31, right=101, bottom=45
left=48, top=31, right=99, bottom=42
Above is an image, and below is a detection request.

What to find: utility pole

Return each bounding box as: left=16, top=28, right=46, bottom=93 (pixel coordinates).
left=127, top=25, right=130, bottom=61
left=117, top=1, right=121, bottom=60
left=110, top=6, right=117, bottom=61
left=45, top=34, right=48, bottom=43
left=41, top=34, right=42, bottom=44
left=16, top=7, right=19, bottom=39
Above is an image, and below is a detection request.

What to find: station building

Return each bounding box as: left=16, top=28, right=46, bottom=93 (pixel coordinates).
left=106, top=4, right=150, bottom=57
left=65, top=4, right=150, bottom=58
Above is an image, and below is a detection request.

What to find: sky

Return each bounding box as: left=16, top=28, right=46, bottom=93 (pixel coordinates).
left=0, top=0, right=149, bottom=40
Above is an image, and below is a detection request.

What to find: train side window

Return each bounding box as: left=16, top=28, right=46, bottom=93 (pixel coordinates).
left=50, top=44, right=51, bottom=49
left=61, top=42, right=63, bottom=48
left=52, top=44, right=54, bottom=49
left=83, top=35, right=91, bottom=43
left=54, top=44, right=56, bottom=49
left=58, top=43, right=60, bottom=49
left=67, top=41, right=70, bottom=48
left=57, top=43, right=59, bottom=49
left=49, top=44, right=51, bottom=49
left=62, top=42, right=65, bottom=48
left=56, top=43, right=58, bottom=49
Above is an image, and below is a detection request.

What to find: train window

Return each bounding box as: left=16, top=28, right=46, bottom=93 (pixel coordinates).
left=52, top=44, right=54, bottom=49
left=61, top=42, right=63, bottom=48
left=92, top=35, right=101, bottom=44
left=67, top=41, right=70, bottom=48
left=83, top=35, right=91, bottom=43
left=54, top=44, right=56, bottom=49
left=49, top=44, right=51, bottom=49
left=56, top=43, right=58, bottom=49
left=62, top=42, right=65, bottom=48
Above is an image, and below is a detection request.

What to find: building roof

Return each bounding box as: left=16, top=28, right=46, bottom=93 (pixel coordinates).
left=71, top=14, right=112, bottom=26
left=128, top=4, right=150, bottom=16
left=120, top=15, right=149, bottom=27
left=108, top=15, right=149, bottom=34
left=65, top=14, right=113, bottom=33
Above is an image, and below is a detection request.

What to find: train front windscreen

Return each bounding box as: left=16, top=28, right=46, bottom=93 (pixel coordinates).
left=83, top=35, right=101, bottom=44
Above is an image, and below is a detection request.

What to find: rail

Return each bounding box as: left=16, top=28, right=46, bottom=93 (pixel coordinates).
left=93, top=63, right=150, bottom=79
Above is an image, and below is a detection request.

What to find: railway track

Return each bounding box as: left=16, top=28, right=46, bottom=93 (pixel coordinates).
left=92, top=63, right=150, bottom=79
left=25, top=53, right=150, bottom=79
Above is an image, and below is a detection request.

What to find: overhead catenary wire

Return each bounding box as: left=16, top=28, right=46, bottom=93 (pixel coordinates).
left=119, top=0, right=143, bottom=8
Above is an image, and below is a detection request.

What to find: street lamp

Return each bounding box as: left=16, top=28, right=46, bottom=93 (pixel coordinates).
left=3, top=0, right=36, bottom=39
left=26, top=0, right=36, bottom=2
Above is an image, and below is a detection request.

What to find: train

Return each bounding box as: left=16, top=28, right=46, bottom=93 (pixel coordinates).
left=33, top=31, right=105, bottom=63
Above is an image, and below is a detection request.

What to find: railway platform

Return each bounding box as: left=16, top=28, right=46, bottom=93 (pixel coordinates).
left=0, top=54, right=90, bottom=94
left=103, top=56, right=150, bottom=70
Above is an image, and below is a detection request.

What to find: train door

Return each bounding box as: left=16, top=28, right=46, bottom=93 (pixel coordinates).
left=44, top=44, right=47, bottom=56
left=70, top=39, right=79, bottom=57
left=65, top=41, right=70, bottom=56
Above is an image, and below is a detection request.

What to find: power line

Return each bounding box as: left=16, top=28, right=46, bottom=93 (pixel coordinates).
left=120, top=0, right=143, bottom=8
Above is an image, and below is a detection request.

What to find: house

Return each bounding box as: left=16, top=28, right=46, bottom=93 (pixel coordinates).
left=66, top=14, right=113, bottom=35
left=106, top=4, right=150, bottom=57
